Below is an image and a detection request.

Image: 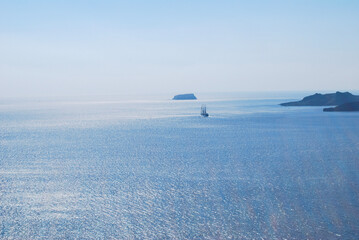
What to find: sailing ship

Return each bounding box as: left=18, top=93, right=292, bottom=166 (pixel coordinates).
left=201, top=105, right=209, bottom=117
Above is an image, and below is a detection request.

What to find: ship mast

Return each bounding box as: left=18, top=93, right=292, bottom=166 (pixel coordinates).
left=201, top=104, right=209, bottom=117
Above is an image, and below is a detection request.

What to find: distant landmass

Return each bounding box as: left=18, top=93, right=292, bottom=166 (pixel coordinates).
left=172, top=93, right=197, bottom=100
left=323, top=102, right=359, bottom=112
left=280, top=91, right=359, bottom=106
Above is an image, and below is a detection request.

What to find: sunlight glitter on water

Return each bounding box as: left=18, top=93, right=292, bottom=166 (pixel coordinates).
left=1, top=94, right=359, bottom=239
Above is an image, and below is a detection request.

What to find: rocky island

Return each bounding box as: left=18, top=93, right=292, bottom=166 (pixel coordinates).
left=323, top=102, right=359, bottom=112
left=280, top=91, right=359, bottom=106
left=172, top=93, right=197, bottom=100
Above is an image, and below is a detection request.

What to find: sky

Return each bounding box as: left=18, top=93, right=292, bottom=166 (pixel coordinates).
left=1, top=0, right=358, bottom=97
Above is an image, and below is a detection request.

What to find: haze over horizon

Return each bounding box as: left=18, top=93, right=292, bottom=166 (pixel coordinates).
left=1, top=1, right=358, bottom=98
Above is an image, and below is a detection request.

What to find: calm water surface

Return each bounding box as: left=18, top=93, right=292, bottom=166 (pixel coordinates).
left=1, top=93, right=358, bottom=239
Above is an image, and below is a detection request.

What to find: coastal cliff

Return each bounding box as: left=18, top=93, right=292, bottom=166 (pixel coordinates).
left=280, top=92, right=359, bottom=106
left=323, top=102, right=359, bottom=112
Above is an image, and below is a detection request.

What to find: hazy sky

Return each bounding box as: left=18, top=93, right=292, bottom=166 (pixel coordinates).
left=1, top=0, right=358, bottom=97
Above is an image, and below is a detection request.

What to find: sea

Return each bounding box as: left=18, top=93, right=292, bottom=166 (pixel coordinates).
left=0, top=92, right=358, bottom=239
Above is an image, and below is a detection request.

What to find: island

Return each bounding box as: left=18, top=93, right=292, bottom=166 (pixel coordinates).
left=172, top=93, right=197, bottom=100
left=323, top=102, right=359, bottom=112
left=280, top=91, right=359, bottom=106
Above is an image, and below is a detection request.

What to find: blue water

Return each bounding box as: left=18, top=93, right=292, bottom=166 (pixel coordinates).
left=1, top=93, right=359, bottom=239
